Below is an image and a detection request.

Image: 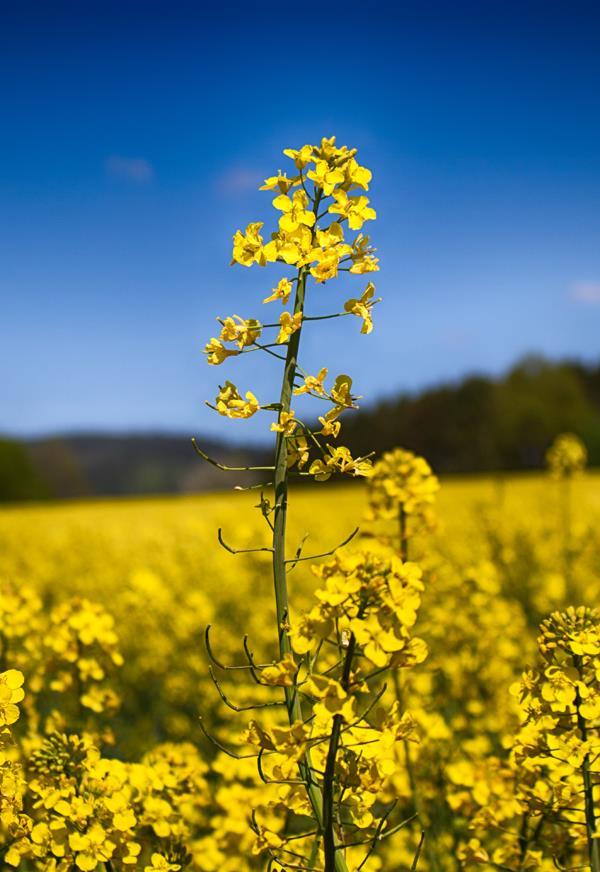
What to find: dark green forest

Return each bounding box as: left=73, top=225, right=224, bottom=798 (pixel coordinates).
left=342, top=355, right=600, bottom=472
left=2, top=356, right=599, bottom=502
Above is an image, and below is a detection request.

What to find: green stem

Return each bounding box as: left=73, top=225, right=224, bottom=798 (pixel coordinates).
left=399, top=503, right=408, bottom=562
left=575, top=661, right=600, bottom=871
left=322, top=633, right=357, bottom=872
left=561, top=476, right=573, bottom=593
left=270, top=191, right=348, bottom=872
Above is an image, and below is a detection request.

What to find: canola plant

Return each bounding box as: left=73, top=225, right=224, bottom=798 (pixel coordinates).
left=1, top=135, right=599, bottom=872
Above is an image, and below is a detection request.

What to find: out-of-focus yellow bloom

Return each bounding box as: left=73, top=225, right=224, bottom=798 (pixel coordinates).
left=546, top=433, right=587, bottom=478
left=144, top=853, right=181, bottom=871
left=367, top=447, right=439, bottom=526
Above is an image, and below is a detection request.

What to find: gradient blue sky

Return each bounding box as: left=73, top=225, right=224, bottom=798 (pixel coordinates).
left=2, top=1, right=600, bottom=441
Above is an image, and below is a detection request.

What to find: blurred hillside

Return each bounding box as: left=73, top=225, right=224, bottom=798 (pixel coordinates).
left=2, top=355, right=599, bottom=502
left=0, top=435, right=270, bottom=502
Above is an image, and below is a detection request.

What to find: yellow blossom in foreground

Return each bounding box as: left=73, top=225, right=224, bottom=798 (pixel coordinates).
left=341, top=157, right=372, bottom=191
left=261, top=654, right=298, bottom=687
left=309, top=445, right=373, bottom=481
left=344, top=282, right=378, bottom=334
left=276, top=311, right=302, bottom=344
left=328, top=191, right=376, bottom=230
left=282, top=144, right=313, bottom=169
left=0, top=670, right=25, bottom=726
left=307, top=159, right=344, bottom=195
left=272, top=189, right=315, bottom=233
left=294, top=368, right=328, bottom=397
left=218, top=315, right=262, bottom=349
left=214, top=381, right=260, bottom=419
left=259, top=172, right=296, bottom=194
left=304, top=675, right=356, bottom=723
left=231, top=221, right=270, bottom=267
left=263, top=277, right=293, bottom=305
left=204, top=337, right=239, bottom=366
left=270, top=411, right=297, bottom=436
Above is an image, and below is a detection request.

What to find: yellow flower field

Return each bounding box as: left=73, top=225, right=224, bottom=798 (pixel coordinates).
left=2, top=136, right=600, bottom=872
left=1, top=470, right=599, bottom=869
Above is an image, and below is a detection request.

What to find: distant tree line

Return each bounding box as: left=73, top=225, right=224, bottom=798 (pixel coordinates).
left=340, top=355, right=600, bottom=472
left=1, top=355, right=598, bottom=502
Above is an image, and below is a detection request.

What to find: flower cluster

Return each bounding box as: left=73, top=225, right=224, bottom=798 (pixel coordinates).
left=239, top=549, right=428, bottom=868
left=5, top=731, right=208, bottom=870
left=546, top=432, right=588, bottom=479
left=202, top=136, right=380, bottom=481
left=454, top=606, right=600, bottom=869
left=367, top=448, right=439, bottom=523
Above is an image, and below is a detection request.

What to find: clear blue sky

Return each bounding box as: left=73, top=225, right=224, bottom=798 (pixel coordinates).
left=2, top=1, right=599, bottom=441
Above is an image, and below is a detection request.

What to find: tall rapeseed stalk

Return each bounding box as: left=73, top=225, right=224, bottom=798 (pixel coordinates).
left=198, top=138, right=427, bottom=871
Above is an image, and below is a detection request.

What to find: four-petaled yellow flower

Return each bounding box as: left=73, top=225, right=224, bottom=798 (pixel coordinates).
left=259, top=172, right=296, bottom=194
left=294, top=368, right=328, bottom=397
left=231, top=222, right=270, bottom=267
left=309, top=445, right=373, bottom=481
left=263, top=277, right=293, bottom=305
left=307, top=160, right=344, bottom=195
left=276, top=311, right=302, bottom=344
left=271, top=411, right=297, bottom=436
left=219, top=315, right=262, bottom=349
left=261, top=653, right=298, bottom=687
left=215, top=381, right=260, bottom=419
left=273, top=189, right=316, bottom=234
left=329, top=191, right=376, bottom=230
left=344, top=282, right=378, bottom=334
left=282, top=144, right=313, bottom=169
left=204, top=337, right=239, bottom=366
left=0, top=669, right=25, bottom=726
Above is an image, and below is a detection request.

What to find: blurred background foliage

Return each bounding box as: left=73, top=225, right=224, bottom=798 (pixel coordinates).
left=2, top=354, right=599, bottom=502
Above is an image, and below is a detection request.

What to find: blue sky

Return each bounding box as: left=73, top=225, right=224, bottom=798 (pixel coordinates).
left=2, top=1, right=600, bottom=441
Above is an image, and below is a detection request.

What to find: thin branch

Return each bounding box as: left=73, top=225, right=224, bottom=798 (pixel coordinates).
left=198, top=716, right=258, bottom=759
left=284, top=527, right=359, bottom=566
left=218, top=527, right=274, bottom=555
left=209, top=665, right=285, bottom=712
left=243, top=634, right=271, bottom=684
left=205, top=624, right=269, bottom=671
left=192, top=438, right=274, bottom=472
left=410, top=831, right=426, bottom=871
